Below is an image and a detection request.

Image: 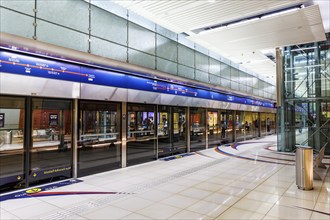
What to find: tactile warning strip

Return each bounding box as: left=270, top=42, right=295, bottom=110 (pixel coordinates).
left=40, top=157, right=229, bottom=219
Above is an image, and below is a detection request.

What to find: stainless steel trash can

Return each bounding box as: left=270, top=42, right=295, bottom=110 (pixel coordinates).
left=5, top=130, right=12, bottom=144
left=296, top=146, right=313, bottom=190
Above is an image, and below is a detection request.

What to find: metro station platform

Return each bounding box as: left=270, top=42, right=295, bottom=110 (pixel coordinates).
left=1, top=135, right=329, bottom=220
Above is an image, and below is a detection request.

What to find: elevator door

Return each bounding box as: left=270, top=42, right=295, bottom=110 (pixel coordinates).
left=29, top=98, right=72, bottom=187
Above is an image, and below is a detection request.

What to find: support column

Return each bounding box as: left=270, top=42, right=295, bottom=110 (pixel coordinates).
left=233, top=110, right=237, bottom=142
left=72, top=99, right=78, bottom=178
left=24, top=97, right=32, bottom=188
left=187, top=107, right=190, bottom=153
left=121, top=102, right=127, bottom=168
left=205, top=109, right=209, bottom=149
left=314, top=43, right=321, bottom=151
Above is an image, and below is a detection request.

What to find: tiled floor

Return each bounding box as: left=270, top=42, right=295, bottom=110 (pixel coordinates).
left=1, top=135, right=329, bottom=220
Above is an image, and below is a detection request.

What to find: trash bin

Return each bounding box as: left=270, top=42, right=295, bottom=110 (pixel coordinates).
left=296, top=146, right=313, bottom=190
left=5, top=130, right=12, bottom=144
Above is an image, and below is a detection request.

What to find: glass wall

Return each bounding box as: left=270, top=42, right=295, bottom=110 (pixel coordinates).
left=279, top=35, right=330, bottom=154
left=30, top=98, right=72, bottom=186
left=190, top=108, right=206, bottom=151
left=0, top=96, right=25, bottom=193
left=78, top=101, right=121, bottom=177
left=0, top=0, right=276, bottom=101
left=127, top=104, right=156, bottom=165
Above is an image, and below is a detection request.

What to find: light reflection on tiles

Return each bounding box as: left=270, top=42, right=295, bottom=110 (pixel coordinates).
left=1, top=135, right=329, bottom=220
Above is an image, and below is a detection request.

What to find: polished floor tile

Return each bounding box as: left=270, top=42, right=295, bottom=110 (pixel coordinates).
left=267, top=204, right=313, bottom=219
left=233, top=197, right=274, bottom=214
left=136, top=202, right=181, bottom=219
left=1, top=135, right=329, bottom=220
left=216, top=207, right=264, bottom=219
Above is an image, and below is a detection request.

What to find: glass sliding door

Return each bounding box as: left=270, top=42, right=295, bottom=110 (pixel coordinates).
left=190, top=107, right=206, bottom=151
left=260, top=113, right=267, bottom=137
left=158, top=106, right=187, bottom=158
left=127, top=104, right=156, bottom=166
left=0, top=96, right=25, bottom=193
left=226, top=111, right=234, bottom=143
left=78, top=101, right=121, bottom=177
left=208, top=110, right=220, bottom=147
left=235, top=111, right=245, bottom=141
left=252, top=112, right=259, bottom=138
left=268, top=113, right=276, bottom=135
left=172, top=106, right=187, bottom=153
left=244, top=112, right=253, bottom=140
left=30, top=98, right=72, bottom=186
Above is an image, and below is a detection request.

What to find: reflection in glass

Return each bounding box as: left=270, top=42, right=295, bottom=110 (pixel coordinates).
left=158, top=106, right=187, bottom=157
left=208, top=111, right=221, bottom=147
left=235, top=111, right=245, bottom=141
left=78, top=101, right=121, bottom=177
left=0, top=96, right=25, bottom=193
left=127, top=104, right=156, bottom=166
left=226, top=111, right=234, bottom=143
left=190, top=108, right=206, bottom=151
left=30, top=98, right=72, bottom=186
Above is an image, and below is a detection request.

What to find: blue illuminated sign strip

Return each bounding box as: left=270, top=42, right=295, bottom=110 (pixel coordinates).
left=0, top=50, right=274, bottom=108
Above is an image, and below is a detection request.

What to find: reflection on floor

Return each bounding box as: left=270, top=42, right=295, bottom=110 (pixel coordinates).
left=1, top=135, right=329, bottom=220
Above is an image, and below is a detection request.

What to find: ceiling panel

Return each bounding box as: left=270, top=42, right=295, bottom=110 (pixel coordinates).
left=188, top=5, right=326, bottom=76
left=113, top=0, right=306, bottom=33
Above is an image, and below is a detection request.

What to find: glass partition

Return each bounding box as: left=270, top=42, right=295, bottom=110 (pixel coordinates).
left=235, top=111, right=245, bottom=141
left=190, top=108, right=206, bottom=151
left=78, top=101, right=121, bottom=177
left=158, top=106, right=187, bottom=158
left=226, top=111, right=234, bottom=143
left=30, top=98, right=72, bottom=186
left=208, top=110, right=220, bottom=147
left=127, top=104, right=156, bottom=166
left=0, top=96, right=25, bottom=193
left=260, top=113, right=267, bottom=137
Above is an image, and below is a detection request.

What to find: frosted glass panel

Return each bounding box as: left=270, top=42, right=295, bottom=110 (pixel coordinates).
left=157, top=58, right=177, bottom=75
left=231, top=81, right=239, bottom=91
left=91, top=37, right=127, bottom=62
left=1, top=0, right=34, bottom=15
left=252, top=77, right=259, bottom=88
left=0, top=9, right=34, bottom=39
left=239, top=71, right=247, bottom=85
left=209, top=58, right=220, bottom=76
left=38, top=0, right=89, bottom=33
left=157, top=35, right=177, bottom=62
left=37, top=20, right=89, bottom=52
left=195, top=52, right=209, bottom=72
left=253, top=89, right=259, bottom=96
left=128, top=49, right=155, bottom=69
left=239, top=84, right=247, bottom=93
left=221, top=63, right=231, bottom=79
left=129, top=22, right=155, bottom=55
left=91, top=6, right=127, bottom=46
left=231, top=68, right=239, bottom=82
left=178, top=65, right=194, bottom=80
left=178, top=45, right=194, bottom=68
left=157, top=25, right=177, bottom=41
left=246, top=74, right=253, bottom=86
left=247, top=86, right=253, bottom=93
left=209, top=74, right=220, bottom=86
left=221, top=78, right=230, bottom=88
left=195, top=70, right=208, bottom=83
